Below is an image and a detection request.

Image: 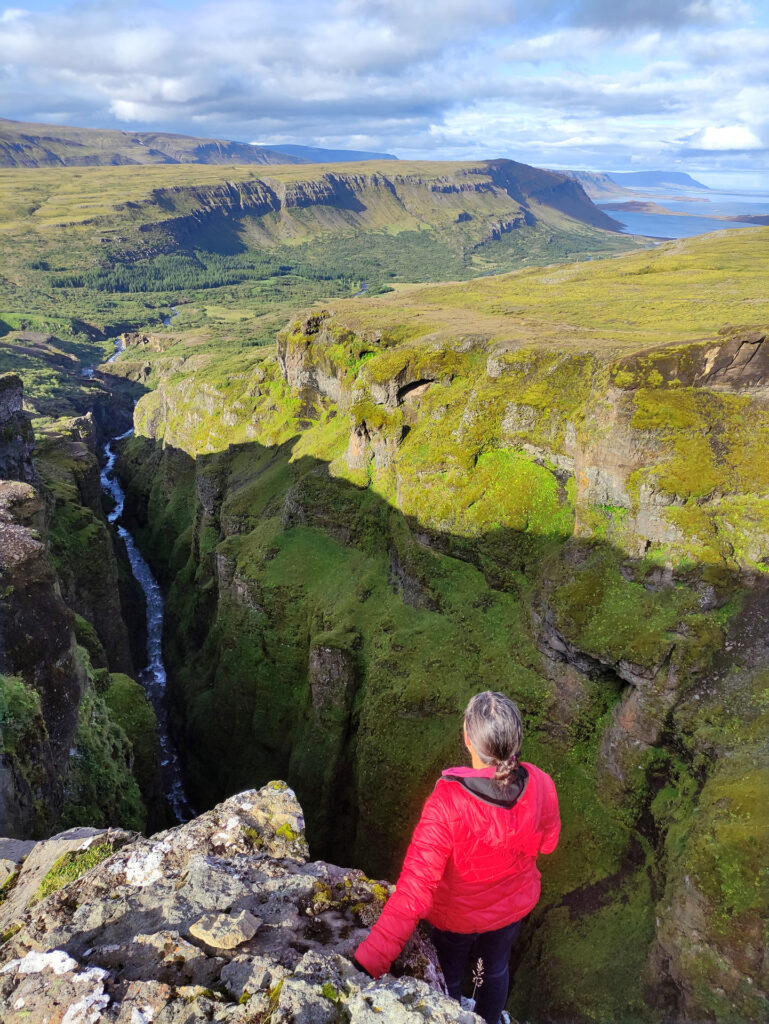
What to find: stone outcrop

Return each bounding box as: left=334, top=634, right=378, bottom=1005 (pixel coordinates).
left=0, top=480, right=83, bottom=835
left=615, top=326, right=769, bottom=395
left=0, top=377, right=154, bottom=836
left=0, top=826, right=133, bottom=936
left=0, top=783, right=479, bottom=1024
left=35, top=415, right=135, bottom=676
left=0, top=374, right=35, bottom=484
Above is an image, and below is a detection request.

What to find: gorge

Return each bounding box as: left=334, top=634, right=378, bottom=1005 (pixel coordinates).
left=0, top=155, right=766, bottom=1024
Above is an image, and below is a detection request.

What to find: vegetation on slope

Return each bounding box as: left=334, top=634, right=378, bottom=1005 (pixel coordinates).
left=1, top=148, right=766, bottom=1023
left=0, top=159, right=642, bottom=349
left=111, top=227, right=768, bottom=1023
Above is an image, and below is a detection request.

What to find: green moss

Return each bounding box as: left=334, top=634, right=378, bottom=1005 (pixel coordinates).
left=512, top=868, right=656, bottom=1024
left=104, top=674, right=162, bottom=804
left=548, top=547, right=700, bottom=669
left=58, top=657, right=147, bottom=833
left=275, top=822, right=300, bottom=841
left=243, top=826, right=265, bottom=849
left=0, top=870, right=19, bottom=908
left=31, top=841, right=115, bottom=904
left=0, top=923, right=22, bottom=945
left=72, top=614, right=108, bottom=671
left=0, top=674, right=45, bottom=757
left=321, top=982, right=341, bottom=1003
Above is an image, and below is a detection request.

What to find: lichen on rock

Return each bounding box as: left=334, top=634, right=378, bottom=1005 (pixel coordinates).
left=0, top=784, right=477, bottom=1024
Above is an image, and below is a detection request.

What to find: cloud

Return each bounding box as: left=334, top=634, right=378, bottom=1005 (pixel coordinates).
left=0, top=0, right=767, bottom=186
left=687, top=125, right=764, bottom=149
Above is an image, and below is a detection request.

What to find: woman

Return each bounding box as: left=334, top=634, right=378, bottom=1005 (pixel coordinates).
left=354, top=691, right=560, bottom=1024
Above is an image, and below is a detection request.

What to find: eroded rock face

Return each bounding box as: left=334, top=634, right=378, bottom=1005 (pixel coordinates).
left=0, top=783, right=478, bottom=1024
left=0, top=374, right=35, bottom=484
left=308, top=644, right=357, bottom=716
left=0, top=481, right=84, bottom=835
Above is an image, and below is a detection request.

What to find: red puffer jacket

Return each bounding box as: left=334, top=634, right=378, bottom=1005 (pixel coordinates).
left=354, top=762, right=560, bottom=979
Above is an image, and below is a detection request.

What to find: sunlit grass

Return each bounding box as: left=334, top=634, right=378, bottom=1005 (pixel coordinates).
left=324, top=227, right=769, bottom=355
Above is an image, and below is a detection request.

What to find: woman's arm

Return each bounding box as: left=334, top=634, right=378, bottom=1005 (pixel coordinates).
left=354, top=783, right=454, bottom=978
left=539, top=771, right=561, bottom=855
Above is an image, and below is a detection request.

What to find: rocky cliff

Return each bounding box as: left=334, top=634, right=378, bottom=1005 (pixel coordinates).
left=132, top=160, right=624, bottom=258
left=0, top=375, right=163, bottom=838
left=0, top=782, right=478, bottom=1024
left=0, top=376, right=35, bottom=485
left=113, top=227, right=769, bottom=1023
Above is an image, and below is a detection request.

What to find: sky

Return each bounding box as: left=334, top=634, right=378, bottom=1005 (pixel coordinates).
left=1, top=0, right=768, bottom=188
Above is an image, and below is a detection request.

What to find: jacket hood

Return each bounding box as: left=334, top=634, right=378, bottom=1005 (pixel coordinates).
left=439, top=764, right=530, bottom=847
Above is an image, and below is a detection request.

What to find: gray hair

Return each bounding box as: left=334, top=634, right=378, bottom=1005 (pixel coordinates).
left=464, top=691, right=523, bottom=785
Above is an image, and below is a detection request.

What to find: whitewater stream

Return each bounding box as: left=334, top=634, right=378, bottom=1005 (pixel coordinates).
left=99, top=330, right=194, bottom=822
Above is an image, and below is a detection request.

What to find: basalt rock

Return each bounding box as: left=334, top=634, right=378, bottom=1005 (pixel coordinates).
left=0, top=374, right=35, bottom=484
left=35, top=416, right=134, bottom=676
left=0, top=784, right=478, bottom=1024
left=0, top=480, right=83, bottom=835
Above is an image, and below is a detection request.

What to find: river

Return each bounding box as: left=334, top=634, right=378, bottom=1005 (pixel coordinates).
left=99, top=331, right=194, bottom=823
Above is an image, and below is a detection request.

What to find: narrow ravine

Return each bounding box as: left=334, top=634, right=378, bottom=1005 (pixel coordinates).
left=99, top=333, right=194, bottom=823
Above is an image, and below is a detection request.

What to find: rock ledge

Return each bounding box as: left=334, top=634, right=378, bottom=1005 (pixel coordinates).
left=0, top=783, right=480, bottom=1023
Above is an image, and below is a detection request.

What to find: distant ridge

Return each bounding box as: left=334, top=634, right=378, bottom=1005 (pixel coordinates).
left=0, top=118, right=305, bottom=168
left=606, top=170, right=710, bottom=190
left=554, top=170, right=634, bottom=200
left=265, top=144, right=398, bottom=163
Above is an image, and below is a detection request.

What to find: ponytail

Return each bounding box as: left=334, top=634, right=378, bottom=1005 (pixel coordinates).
left=464, top=691, right=523, bottom=788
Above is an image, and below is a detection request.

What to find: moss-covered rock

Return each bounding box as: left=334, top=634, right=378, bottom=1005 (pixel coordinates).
left=58, top=654, right=146, bottom=834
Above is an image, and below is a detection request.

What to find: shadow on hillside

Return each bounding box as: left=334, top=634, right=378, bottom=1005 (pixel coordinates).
left=111, top=423, right=765, bottom=848
left=102, top=407, right=769, bottom=1022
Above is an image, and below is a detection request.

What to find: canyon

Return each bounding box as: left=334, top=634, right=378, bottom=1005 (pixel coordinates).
left=0, top=155, right=766, bottom=1023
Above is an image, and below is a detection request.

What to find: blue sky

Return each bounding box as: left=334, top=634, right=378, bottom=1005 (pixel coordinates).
left=2, top=0, right=768, bottom=187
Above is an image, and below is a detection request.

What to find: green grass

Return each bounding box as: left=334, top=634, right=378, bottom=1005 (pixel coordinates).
left=0, top=158, right=643, bottom=345
left=321, top=227, right=769, bottom=356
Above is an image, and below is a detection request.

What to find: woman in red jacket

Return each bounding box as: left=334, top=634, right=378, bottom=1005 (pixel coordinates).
left=354, top=691, right=560, bottom=1024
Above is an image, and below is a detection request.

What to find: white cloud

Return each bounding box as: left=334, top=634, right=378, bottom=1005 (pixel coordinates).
left=0, top=0, right=767, bottom=184
left=691, top=124, right=764, bottom=149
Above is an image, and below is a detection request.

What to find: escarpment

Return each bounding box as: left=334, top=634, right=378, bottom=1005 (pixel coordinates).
left=0, top=375, right=35, bottom=484
left=112, top=249, right=769, bottom=1023
left=114, top=158, right=627, bottom=263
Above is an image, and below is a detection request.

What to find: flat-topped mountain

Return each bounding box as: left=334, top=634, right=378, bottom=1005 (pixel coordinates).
left=607, top=169, right=710, bottom=190
left=0, top=118, right=396, bottom=169
left=558, top=168, right=711, bottom=201
left=0, top=156, right=637, bottom=347
left=267, top=143, right=398, bottom=163
left=556, top=169, right=635, bottom=200
left=0, top=117, right=305, bottom=168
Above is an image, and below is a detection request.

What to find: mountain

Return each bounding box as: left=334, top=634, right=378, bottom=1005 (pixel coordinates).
left=0, top=157, right=637, bottom=350
left=267, top=143, right=398, bottom=163
left=554, top=169, right=636, bottom=200
left=0, top=117, right=304, bottom=168
left=607, top=170, right=711, bottom=189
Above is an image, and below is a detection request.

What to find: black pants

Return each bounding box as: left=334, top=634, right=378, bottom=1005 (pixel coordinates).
left=431, top=918, right=521, bottom=1024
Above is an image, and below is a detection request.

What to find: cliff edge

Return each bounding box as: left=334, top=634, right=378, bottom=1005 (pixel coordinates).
left=0, top=782, right=478, bottom=1024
